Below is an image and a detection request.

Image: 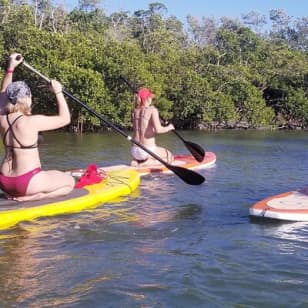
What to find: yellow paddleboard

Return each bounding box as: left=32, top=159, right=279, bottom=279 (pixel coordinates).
left=0, top=169, right=140, bottom=230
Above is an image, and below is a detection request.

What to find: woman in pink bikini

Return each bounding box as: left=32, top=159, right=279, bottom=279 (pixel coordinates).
left=0, top=53, right=75, bottom=201
left=130, top=87, right=174, bottom=167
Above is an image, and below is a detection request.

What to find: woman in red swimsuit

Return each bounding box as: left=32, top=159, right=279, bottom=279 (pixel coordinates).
left=0, top=53, right=75, bottom=201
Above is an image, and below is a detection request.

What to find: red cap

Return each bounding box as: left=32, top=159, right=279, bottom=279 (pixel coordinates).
left=137, top=88, right=155, bottom=102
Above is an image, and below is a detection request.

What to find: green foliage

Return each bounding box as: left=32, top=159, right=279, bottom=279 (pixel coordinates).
left=210, top=93, right=237, bottom=126
left=0, top=2, right=307, bottom=131
left=275, top=87, right=308, bottom=128
left=68, top=8, right=108, bottom=33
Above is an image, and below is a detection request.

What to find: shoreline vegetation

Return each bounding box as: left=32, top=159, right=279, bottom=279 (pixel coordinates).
left=0, top=2, right=307, bottom=132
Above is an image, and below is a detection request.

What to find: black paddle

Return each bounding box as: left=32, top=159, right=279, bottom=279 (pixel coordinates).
left=119, top=75, right=206, bottom=162
left=19, top=59, right=205, bottom=185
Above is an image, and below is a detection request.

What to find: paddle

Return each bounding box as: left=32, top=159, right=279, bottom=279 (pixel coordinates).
left=119, top=75, right=206, bottom=162
left=19, top=59, right=205, bottom=185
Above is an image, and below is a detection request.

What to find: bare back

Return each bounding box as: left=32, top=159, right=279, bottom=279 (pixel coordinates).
left=130, top=93, right=174, bottom=166
left=0, top=106, right=70, bottom=177
left=132, top=106, right=157, bottom=148
left=0, top=113, right=41, bottom=176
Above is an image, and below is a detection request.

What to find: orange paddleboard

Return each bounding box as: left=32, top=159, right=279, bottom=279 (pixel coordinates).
left=98, top=152, right=216, bottom=176
left=250, top=188, right=308, bottom=221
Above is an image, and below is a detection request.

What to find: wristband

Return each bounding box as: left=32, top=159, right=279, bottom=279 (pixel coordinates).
left=55, top=91, right=63, bottom=95
left=6, top=69, right=14, bottom=74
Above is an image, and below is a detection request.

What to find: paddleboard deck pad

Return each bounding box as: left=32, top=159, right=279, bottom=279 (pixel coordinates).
left=0, top=169, right=140, bottom=230
left=97, top=152, right=216, bottom=176
left=250, top=188, right=308, bottom=221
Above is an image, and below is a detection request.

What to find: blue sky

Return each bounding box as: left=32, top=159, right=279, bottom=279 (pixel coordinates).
left=65, top=0, right=307, bottom=22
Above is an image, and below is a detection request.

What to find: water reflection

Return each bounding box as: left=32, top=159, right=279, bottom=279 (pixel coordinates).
left=0, top=191, right=142, bottom=306
left=262, top=221, right=308, bottom=243
left=0, top=130, right=307, bottom=307
left=0, top=227, right=50, bottom=305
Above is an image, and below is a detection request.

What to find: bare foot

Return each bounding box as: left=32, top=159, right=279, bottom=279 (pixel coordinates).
left=138, top=159, right=163, bottom=168
left=13, top=192, right=46, bottom=202
left=5, top=194, right=17, bottom=201
left=130, top=160, right=139, bottom=167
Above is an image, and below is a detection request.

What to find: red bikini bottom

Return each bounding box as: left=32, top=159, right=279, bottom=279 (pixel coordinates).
left=0, top=168, right=42, bottom=197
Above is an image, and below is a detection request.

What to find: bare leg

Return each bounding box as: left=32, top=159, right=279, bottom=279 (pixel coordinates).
left=137, top=147, right=174, bottom=167
left=13, top=192, right=46, bottom=202
left=13, top=186, right=74, bottom=202
left=24, top=170, right=75, bottom=201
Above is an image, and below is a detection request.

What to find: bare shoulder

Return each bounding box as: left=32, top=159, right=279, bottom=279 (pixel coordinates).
left=148, top=105, right=158, bottom=113
left=24, top=114, right=47, bottom=126
left=149, top=106, right=159, bottom=117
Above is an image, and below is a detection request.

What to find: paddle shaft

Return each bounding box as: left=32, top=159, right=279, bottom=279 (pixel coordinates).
left=21, top=61, right=205, bottom=185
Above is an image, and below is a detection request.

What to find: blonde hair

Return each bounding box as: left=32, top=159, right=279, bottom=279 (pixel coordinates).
left=6, top=97, right=31, bottom=115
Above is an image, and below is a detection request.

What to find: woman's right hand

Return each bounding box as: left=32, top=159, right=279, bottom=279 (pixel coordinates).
left=168, top=124, right=175, bottom=131
left=8, top=53, right=23, bottom=70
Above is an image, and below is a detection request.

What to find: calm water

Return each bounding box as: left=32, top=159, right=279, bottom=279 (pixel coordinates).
left=0, top=130, right=308, bottom=307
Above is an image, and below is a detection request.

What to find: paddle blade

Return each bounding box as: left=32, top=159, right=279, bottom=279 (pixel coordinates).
left=168, top=164, right=205, bottom=185
left=184, top=140, right=206, bottom=162
left=172, top=130, right=205, bottom=162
